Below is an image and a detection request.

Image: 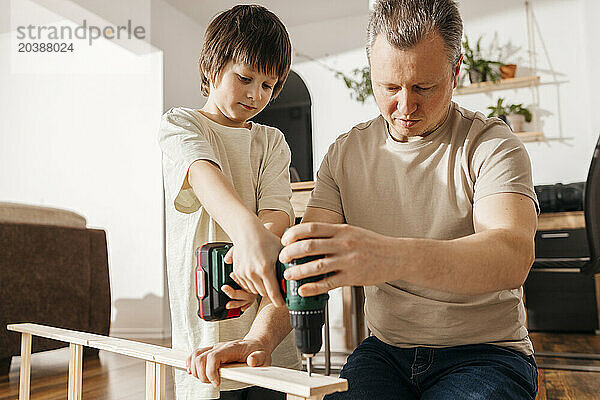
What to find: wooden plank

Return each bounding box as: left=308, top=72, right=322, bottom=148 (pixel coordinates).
left=220, top=363, right=347, bottom=398
left=87, top=336, right=171, bottom=363
left=7, top=323, right=101, bottom=346
left=7, top=323, right=348, bottom=399
left=151, top=348, right=188, bottom=370
left=146, top=361, right=165, bottom=400
left=19, top=332, right=32, bottom=400
left=67, top=343, right=83, bottom=400
left=537, top=211, right=585, bottom=231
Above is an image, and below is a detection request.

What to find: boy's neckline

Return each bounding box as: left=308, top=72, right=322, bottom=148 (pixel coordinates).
left=195, top=108, right=253, bottom=131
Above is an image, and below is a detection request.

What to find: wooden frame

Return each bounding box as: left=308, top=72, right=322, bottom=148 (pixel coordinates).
left=7, top=323, right=347, bottom=400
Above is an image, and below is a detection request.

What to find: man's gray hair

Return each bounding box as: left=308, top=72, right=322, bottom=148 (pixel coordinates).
left=367, top=0, right=463, bottom=65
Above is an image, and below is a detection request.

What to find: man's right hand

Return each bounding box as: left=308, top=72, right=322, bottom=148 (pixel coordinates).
left=224, top=225, right=286, bottom=307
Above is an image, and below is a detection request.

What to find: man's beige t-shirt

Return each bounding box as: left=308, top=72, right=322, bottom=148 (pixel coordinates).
left=159, top=107, right=300, bottom=399
left=308, top=102, right=539, bottom=355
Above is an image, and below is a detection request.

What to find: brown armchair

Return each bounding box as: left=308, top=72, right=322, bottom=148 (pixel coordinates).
left=0, top=203, right=111, bottom=376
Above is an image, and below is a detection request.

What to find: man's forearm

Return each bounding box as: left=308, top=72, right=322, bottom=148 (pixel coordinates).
left=386, top=228, right=534, bottom=295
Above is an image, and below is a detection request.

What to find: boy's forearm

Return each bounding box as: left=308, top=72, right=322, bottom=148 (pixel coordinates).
left=244, top=296, right=292, bottom=354
left=187, top=160, right=263, bottom=240
left=258, top=209, right=292, bottom=238
left=245, top=210, right=292, bottom=353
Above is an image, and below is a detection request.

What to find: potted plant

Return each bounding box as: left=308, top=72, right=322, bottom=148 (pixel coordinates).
left=499, top=64, right=517, bottom=79
left=487, top=98, right=509, bottom=123
left=462, top=35, right=503, bottom=84
left=506, top=103, right=532, bottom=132
left=487, top=98, right=532, bottom=132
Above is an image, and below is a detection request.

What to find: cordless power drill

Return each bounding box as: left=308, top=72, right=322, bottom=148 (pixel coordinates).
left=195, top=242, right=328, bottom=375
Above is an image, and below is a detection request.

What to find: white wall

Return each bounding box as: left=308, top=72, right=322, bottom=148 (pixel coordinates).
left=457, top=0, right=596, bottom=185
left=290, top=13, right=379, bottom=179
left=0, top=0, right=205, bottom=338
left=150, top=0, right=206, bottom=111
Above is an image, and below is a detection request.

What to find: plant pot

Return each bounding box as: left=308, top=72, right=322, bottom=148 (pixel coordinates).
left=468, top=69, right=487, bottom=84
left=506, top=113, right=526, bottom=132
left=499, top=64, right=517, bottom=79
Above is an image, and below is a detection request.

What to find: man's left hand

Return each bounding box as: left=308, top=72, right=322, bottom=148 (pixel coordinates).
left=279, top=222, right=396, bottom=296
left=186, top=339, right=271, bottom=387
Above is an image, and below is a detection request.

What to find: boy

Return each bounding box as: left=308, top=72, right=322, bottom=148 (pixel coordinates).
left=158, top=5, right=300, bottom=399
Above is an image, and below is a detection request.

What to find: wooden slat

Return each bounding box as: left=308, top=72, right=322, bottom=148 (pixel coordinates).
left=342, top=286, right=354, bottom=350
left=67, top=343, right=82, bottom=400
left=145, top=361, right=165, bottom=400
left=220, top=364, right=346, bottom=398
left=287, top=395, right=323, bottom=400
left=7, top=323, right=347, bottom=399
left=8, top=323, right=102, bottom=346
left=19, top=332, right=31, bottom=400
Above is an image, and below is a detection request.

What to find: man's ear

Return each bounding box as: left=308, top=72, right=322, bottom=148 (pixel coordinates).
left=452, top=55, right=463, bottom=89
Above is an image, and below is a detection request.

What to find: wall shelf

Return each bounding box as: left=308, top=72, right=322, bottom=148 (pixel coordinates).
left=454, top=76, right=540, bottom=96
left=515, top=131, right=544, bottom=142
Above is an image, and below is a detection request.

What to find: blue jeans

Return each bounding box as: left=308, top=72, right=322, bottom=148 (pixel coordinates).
left=326, top=336, right=538, bottom=400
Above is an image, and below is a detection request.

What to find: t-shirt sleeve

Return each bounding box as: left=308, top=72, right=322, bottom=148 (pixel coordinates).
left=307, top=140, right=345, bottom=216
left=471, top=124, right=540, bottom=214
left=158, top=108, right=220, bottom=214
left=256, top=130, right=294, bottom=225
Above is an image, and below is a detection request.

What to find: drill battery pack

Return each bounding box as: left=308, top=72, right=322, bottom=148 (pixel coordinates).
left=195, top=242, right=243, bottom=321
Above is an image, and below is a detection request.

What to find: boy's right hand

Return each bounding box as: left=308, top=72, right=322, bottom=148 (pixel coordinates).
left=224, top=227, right=286, bottom=307
left=222, top=284, right=256, bottom=312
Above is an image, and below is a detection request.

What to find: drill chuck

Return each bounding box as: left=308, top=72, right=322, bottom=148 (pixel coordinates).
left=289, top=309, right=325, bottom=355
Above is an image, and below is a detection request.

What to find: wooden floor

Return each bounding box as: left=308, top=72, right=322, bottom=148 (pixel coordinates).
left=1, top=333, right=599, bottom=400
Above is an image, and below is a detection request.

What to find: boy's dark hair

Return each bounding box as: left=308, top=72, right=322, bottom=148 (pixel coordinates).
left=199, top=5, right=292, bottom=99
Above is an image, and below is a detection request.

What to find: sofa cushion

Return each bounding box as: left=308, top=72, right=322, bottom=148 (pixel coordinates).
left=0, top=202, right=86, bottom=229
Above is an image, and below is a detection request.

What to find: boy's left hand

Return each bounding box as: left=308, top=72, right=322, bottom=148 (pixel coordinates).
left=222, top=283, right=256, bottom=312
left=186, top=339, right=271, bottom=387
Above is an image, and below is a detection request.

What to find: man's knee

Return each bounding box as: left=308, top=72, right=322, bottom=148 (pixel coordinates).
left=325, top=336, right=415, bottom=400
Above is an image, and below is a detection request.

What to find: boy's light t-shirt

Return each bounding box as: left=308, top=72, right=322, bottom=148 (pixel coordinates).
left=159, top=107, right=300, bottom=399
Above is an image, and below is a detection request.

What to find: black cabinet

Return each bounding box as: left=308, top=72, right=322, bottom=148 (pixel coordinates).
left=524, top=228, right=599, bottom=332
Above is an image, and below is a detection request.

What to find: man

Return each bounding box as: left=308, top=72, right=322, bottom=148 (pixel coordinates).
left=279, top=0, right=539, bottom=398
left=189, top=0, right=539, bottom=398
